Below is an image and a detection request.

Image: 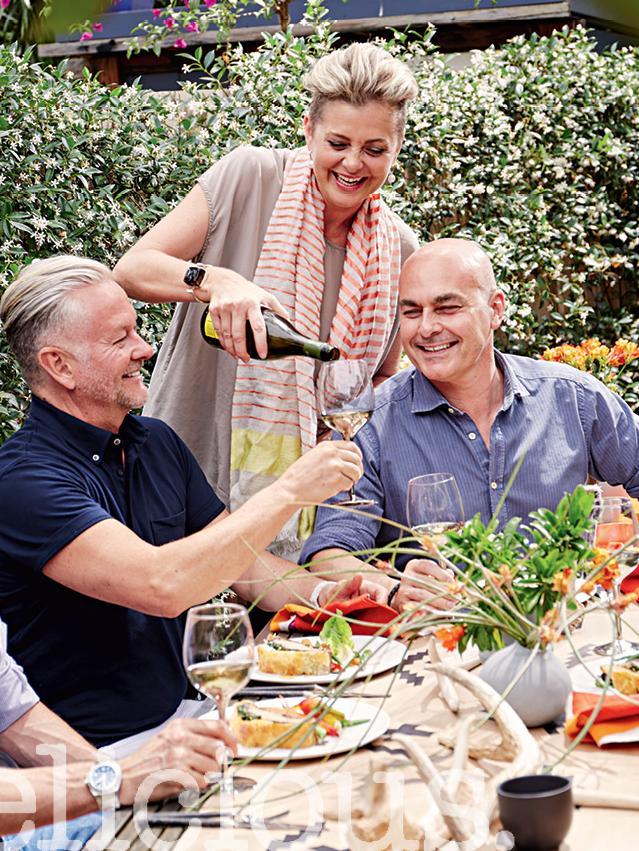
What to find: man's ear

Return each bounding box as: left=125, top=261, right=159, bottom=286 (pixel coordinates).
left=38, top=347, right=77, bottom=390
left=490, top=290, right=506, bottom=330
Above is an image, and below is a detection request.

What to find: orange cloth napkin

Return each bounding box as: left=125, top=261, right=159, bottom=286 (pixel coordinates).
left=269, top=595, right=398, bottom=636
left=620, top=562, right=639, bottom=594
left=565, top=691, right=639, bottom=745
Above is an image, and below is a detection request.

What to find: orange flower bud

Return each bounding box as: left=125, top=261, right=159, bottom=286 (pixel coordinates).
left=435, top=625, right=465, bottom=652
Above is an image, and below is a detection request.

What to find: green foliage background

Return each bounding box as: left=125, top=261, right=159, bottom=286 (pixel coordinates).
left=0, top=21, right=638, bottom=439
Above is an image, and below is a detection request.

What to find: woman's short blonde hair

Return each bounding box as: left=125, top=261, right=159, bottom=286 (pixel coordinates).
left=304, top=42, right=418, bottom=135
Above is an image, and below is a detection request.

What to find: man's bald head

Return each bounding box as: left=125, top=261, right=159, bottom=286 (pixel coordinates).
left=401, top=238, right=497, bottom=298
left=398, top=237, right=505, bottom=391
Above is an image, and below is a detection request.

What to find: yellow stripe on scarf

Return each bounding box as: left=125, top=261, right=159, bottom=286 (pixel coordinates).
left=230, top=428, right=302, bottom=478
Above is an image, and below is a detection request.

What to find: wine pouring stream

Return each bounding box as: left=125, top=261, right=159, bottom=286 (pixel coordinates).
left=317, top=360, right=376, bottom=507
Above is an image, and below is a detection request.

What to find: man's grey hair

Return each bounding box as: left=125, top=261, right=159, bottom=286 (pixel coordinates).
left=0, top=255, right=111, bottom=385
left=304, top=42, right=418, bottom=137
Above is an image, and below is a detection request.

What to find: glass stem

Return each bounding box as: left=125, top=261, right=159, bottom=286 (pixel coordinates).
left=215, top=693, right=233, bottom=798
left=613, top=581, right=623, bottom=645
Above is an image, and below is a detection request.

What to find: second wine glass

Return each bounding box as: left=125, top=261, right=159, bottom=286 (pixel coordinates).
left=406, top=473, right=465, bottom=550
left=183, top=602, right=256, bottom=795
left=317, top=359, right=375, bottom=507
left=592, top=497, right=639, bottom=657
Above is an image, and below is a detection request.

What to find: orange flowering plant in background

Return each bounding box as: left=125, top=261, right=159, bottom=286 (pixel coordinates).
left=541, top=338, right=639, bottom=397
left=429, top=486, right=617, bottom=653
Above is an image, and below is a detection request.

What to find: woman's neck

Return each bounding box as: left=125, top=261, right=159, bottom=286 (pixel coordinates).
left=323, top=208, right=357, bottom=247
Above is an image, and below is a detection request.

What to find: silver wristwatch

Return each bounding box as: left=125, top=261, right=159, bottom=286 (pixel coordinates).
left=85, top=758, right=122, bottom=810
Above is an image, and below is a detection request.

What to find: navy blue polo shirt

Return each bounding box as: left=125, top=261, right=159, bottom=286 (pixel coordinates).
left=0, top=396, right=224, bottom=747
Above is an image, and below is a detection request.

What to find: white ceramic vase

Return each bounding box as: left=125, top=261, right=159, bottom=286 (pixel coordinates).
left=479, top=642, right=571, bottom=727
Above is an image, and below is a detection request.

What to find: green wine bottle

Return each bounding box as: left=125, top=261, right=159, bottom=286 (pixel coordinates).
left=200, top=308, right=341, bottom=362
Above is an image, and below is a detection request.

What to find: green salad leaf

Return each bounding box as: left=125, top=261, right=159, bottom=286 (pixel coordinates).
left=320, top=613, right=355, bottom=667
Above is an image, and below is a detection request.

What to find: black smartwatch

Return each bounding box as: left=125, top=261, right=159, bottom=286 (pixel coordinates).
left=184, top=264, right=209, bottom=303
left=184, top=264, right=207, bottom=286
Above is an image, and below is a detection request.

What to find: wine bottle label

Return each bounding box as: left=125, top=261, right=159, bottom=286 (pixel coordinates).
left=203, top=313, right=220, bottom=341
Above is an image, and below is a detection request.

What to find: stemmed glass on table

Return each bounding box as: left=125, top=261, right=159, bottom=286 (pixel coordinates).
left=406, top=473, right=465, bottom=551
left=592, top=497, right=639, bottom=656
left=183, top=602, right=256, bottom=795
left=317, top=359, right=375, bottom=507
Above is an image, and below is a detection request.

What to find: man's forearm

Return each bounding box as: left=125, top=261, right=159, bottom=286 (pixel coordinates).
left=0, top=703, right=97, bottom=768
left=0, top=762, right=99, bottom=835
left=232, top=553, right=331, bottom=612
left=0, top=703, right=100, bottom=835
left=306, top=548, right=396, bottom=593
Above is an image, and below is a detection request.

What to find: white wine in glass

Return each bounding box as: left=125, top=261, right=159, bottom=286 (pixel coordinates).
left=406, top=473, right=465, bottom=550
left=317, top=359, right=375, bottom=506
left=183, top=603, right=256, bottom=795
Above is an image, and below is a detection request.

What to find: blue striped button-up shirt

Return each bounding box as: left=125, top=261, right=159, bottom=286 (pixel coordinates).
left=301, top=351, right=639, bottom=567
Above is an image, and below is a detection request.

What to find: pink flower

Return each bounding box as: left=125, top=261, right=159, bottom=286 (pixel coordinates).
left=92, top=22, right=103, bottom=32
left=164, top=16, right=174, bottom=28
left=79, top=31, right=93, bottom=41
left=184, top=0, right=190, bottom=7
left=204, top=0, right=216, bottom=7
left=173, top=38, right=187, bottom=49
left=185, top=21, right=199, bottom=32
left=152, top=8, right=162, bottom=17
left=1, top=0, right=11, bottom=9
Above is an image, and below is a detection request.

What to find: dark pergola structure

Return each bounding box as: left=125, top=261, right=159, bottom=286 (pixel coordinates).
left=38, top=1, right=639, bottom=90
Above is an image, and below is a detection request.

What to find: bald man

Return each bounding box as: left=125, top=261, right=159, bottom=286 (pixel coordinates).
left=301, top=238, right=639, bottom=610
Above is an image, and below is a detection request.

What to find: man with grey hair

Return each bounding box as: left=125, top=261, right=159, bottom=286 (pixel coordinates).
left=0, top=255, right=380, bottom=758
left=301, top=238, right=639, bottom=606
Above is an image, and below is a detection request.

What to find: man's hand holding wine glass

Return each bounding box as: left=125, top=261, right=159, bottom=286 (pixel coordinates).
left=274, top=439, right=364, bottom=508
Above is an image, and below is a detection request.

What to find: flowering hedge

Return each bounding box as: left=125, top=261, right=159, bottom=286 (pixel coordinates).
left=0, top=22, right=638, bottom=440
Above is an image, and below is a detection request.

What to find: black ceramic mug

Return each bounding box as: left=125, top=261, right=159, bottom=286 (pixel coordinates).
left=497, top=774, right=573, bottom=850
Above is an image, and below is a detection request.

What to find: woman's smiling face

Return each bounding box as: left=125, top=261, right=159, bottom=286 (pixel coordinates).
left=304, top=99, right=402, bottom=220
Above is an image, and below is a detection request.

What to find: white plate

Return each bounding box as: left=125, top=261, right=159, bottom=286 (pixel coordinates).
left=251, top=635, right=406, bottom=685
left=233, top=696, right=390, bottom=761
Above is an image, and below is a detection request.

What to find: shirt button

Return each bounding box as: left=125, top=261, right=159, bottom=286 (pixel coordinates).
left=468, top=432, right=477, bottom=440
left=92, top=454, right=100, bottom=462
left=113, top=438, right=121, bottom=446
left=490, top=481, right=498, bottom=490
left=447, top=407, right=454, bottom=414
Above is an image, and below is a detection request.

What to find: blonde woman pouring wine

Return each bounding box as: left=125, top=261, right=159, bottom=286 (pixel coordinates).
left=114, top=43, right=419, bottom=555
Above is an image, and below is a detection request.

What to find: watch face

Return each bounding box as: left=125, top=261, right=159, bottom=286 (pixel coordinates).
left=184, top=265, right=205, bottom=286
left=90, top=763, right=120, bottom=794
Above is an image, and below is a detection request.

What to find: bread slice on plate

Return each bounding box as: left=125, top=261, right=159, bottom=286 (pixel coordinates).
left=257, top=636, right=331, bottom=677
left=609, top=662, right=639, bottom=695
left=230, top=701, right=319, bottom=749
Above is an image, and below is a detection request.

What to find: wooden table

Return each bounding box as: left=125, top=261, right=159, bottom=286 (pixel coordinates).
left=105, top=610, right=639, bottom=850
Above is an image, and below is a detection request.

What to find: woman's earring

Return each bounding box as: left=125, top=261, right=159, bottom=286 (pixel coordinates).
left=386, top=170, right=396, bottom=185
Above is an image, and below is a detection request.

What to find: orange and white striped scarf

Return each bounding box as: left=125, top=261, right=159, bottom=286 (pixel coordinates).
left=229, top=147, right=401, bottom=553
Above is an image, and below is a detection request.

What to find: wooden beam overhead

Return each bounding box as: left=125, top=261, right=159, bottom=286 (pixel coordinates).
left=39, top=2, right=571, bottom=59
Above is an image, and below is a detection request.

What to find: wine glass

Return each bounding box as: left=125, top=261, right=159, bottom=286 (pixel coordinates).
left=406, top=473, right=465, bottom=552
left=317, top=359, right=375, bottom=506
left=592, top=497, right=639, bottom=657
left=183, top=602, right=256, bottom=795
